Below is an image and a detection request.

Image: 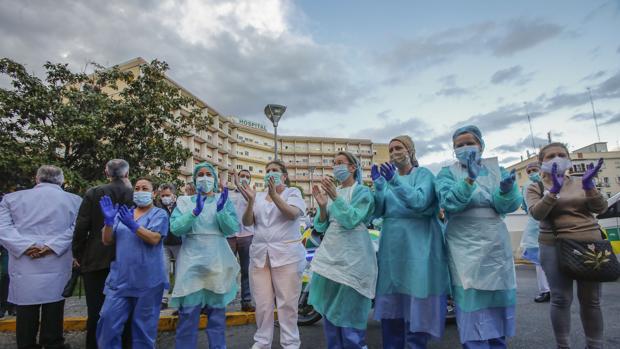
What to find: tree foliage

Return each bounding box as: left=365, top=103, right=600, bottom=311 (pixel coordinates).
left=0, top=58, right=210, bottom=194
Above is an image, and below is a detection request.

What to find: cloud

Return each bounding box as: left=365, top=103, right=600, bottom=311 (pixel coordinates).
left=601, top=113, right=620, bottom=126
left=0, top=0, right=367, bottom=119
left=378, top=18, right=563, bottom=79
left=494, top=136, right=549, bottom=153
left=491, top=65, right=523, bottom=84
left=435, top=87, right=471, bottom=97
left=499, top=156, right=521, bottom=167
left=580, top=70, right=606, bottom=82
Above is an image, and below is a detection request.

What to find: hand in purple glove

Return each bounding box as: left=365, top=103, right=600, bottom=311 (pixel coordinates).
left=549, top=162, right=564, bottom=194
left=118, top=205, right=140, bottom=233
left=499, top=169, right=516, bottom=194
left=193, top=191, right=207, bottom=216
left=371, top=164, right=381, bottom=181
left=582, top=158, right=603, bottom=191
left=380, top=163, right=396, bottom=181
left=99, top=195, right=118, bottom=226
left=466, top=152, right=481, bottom=180
left=217, top=188, right=228, bottom=212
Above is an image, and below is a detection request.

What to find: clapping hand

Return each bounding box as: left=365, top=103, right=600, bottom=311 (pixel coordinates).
left=549, top=162, right=564, bottom=194
left=466, top=152, right=481, bottom=181
left=217, top=188, right=229, bottom=212
left=499, top=169, right=516, bottom=194
left=371, top=164, right=381, bottom=181
left=118, top=205, right=140, bottom=233
left=582, top=158, right=604, bottom=191
left=193, top=191, right=207, bottom=216
left=321, top=177, right=338, bottom=200
left=99, top=195, right=119, bottom=226
left=312, top=185, right=328, bottom=208
left=379, top=163, right=396, bottom=181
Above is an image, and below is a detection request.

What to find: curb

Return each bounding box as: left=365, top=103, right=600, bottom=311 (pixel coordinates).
left=0, top=312, right=259, bottom=333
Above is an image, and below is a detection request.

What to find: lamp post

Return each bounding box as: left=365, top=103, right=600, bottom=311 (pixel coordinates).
left=264, top=104, right=287, bottom=160
left=308, top=166, right=316, bottom=208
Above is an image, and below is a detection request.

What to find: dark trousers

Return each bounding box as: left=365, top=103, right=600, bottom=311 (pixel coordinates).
left=227, top=235, right=253, bottom=302
left=16, top=300, right=66, bottom=349
left=82, top=268, right=131, bottom=349
left=0, top=272, right=16, bottom=314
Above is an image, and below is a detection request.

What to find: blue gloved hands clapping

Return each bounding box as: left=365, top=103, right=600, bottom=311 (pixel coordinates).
left=371, top=164, right=381, bottom=181
left=380, top=163, right=396, bottom=181
left=466, top=152, right=481, bottom=180
left=193, top=191, right=207, bottom=216
left=216, top=188, right=228, bottom=212
left=582, top=158, right=603, bottom=191
left=118, top=205, right=140, bottom=233
left=99, top=195, right=119, bottom=226
left=549, top=163, right=564, bottom=194
left=499, top=169, right=516, bottom=194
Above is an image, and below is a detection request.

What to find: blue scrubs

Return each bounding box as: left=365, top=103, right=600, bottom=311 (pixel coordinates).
left=97, top=207, right=169, bottom=349
left=372, top=167, right=451, bottom=349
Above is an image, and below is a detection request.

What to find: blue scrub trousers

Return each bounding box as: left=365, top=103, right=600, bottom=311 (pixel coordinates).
left=175, top=305, right=226, bottom=349
left=462, top=337, right=506, bottom=349
left=323, top=318, right=367, bottom=349
left=381, top=319, right=431, bottom=349
left=97, top=286, right=163, bottom=349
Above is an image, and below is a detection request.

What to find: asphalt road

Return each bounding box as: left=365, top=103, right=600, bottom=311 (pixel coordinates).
left=1, top=265, right=619, bottom=348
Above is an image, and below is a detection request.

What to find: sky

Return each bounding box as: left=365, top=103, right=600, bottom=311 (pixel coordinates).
left=1, top=0, right=619, bottom=172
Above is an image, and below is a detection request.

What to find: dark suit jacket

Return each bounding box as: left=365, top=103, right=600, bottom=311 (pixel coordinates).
left=71, top=179, right=133, bottom=273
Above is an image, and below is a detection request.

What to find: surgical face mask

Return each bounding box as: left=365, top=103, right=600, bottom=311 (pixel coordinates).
left=264, top=172, right=282, bottom=186
left=161, top=196, right=174, bottom=206
left=390, top=152, right=411, bottom=169
left=196, top=176, right=215, bottom=193
left=333, top=164, right=352, bottom=182
left=541, top=157, right=572, bottom=175
left=239, top=177, right=250, bottom=186
left=133, top=191, right=153, bottom=207
left=455, top=145, right=481, bottom=165
left=528, top=172, right=541, bottom=182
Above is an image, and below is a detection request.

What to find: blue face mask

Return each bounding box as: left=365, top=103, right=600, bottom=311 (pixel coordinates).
left=133, top=191, right=153, bottom=207
left=196, top=176, right=215, bottom=193
left=455, top=145, right=481, bottom=165
left=528, top=172, right=541, bottom=182
left=333, top=164, right=352, bottom=182
left=264, top=172, right=283, bottom=186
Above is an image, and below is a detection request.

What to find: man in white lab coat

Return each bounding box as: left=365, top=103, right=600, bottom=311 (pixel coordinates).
left=0, top=165, right=82, bottom=349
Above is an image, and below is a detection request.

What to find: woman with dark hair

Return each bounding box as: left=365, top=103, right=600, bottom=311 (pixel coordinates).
left=239, top=160, right=307, bottom=349
left=373, top=135, right=450, bottom=349
left=526, top=142, right=607, bottom=349
left=309, top=151, right=376, bottom=348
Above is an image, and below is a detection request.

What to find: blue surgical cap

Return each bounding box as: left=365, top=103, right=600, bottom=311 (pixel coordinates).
left=193, top=162, right=220, bottom=193
left=452, top=125, right=485, bottom=151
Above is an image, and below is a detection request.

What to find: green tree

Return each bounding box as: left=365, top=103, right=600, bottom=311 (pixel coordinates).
left=0, top=58, right=210, bottom=194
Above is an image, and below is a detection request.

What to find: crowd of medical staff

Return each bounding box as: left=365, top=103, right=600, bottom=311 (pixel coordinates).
left=0, top=124, right=609, bottom=349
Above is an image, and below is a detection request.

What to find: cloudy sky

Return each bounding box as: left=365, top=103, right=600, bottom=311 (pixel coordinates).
left=1, top=0, right=619, bottom=171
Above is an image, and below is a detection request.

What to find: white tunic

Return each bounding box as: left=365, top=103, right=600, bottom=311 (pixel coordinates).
left=0, top=183, right=82, bottom=305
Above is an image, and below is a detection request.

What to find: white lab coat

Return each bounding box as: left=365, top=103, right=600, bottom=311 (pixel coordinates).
left=0, top=183, right=82, bottom=305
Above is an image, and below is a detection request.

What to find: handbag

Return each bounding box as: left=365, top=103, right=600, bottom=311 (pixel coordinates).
left=538, top=182, right=620, bottom=282
left=62, top=267, right=82, bottom=298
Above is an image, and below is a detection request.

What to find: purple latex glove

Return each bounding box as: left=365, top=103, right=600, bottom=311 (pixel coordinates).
left=193, top=191, right=207, bottom=216
left=500, top=169, right=516, bottom=194
left=466, top=151, right=481, bottom=180
left=380, top=163, right=396, bottom=181
left=118, top=205, right=140, bottom=233
left=371, top=164, right=381, bottom=181
left=549, top=162, right=564, bottom=194
left=216, top=188, right=228, bottom=212
left=99, top=195, right=118, bottom=226
left=582, top=158, right=604, bottom=191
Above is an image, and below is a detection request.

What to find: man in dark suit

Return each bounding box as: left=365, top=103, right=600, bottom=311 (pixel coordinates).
left=72, top=159, right=133, bottom=349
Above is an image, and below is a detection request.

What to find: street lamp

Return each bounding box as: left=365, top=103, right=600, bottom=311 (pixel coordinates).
left=308, top=166, right=316, bottom=208
left=264, top=104, right=287, bottom=160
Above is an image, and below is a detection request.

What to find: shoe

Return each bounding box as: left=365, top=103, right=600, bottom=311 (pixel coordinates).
left=161, top=301, right=168, bottom=310
left=241, top=301, right=255, bottom=312
left=534, top=292, right=550, bottom=303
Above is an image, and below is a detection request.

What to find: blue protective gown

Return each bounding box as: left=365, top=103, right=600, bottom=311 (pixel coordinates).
left=308, top=183, right=376, bottom=331
left=435, top=157, right=520, bottom=344
left=372, top=167, right=451, bottom=340
left=97, top=206, right=169, bottom=349
left=519, top=180, right=542, bottom=264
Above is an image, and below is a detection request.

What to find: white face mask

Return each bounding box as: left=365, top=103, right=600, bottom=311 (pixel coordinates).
left=161, top=196, right=174, bottom=206
left=196, top=176, right=215, bottom=193
left=541, top=157, right=572, bottom=175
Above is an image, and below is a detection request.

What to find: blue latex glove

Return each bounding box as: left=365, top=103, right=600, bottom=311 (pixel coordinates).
left=217, top=188, right=228, bottom=212
left=549, top=162, right=564, bottom=194
left=371, top=164, right=381, bottom=181
left=466, top=151, right=481, bottom=180
left=380, top=163, right=396, bottom=181
left=99, top=195, right=118, bottom=226
left=499, top=169, right=516, bottom=194
left=118, top=205, right=140, bottom=233
left=193, top=191, right=207, bottom=216
left=582, top=158, right=603, bottom=191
